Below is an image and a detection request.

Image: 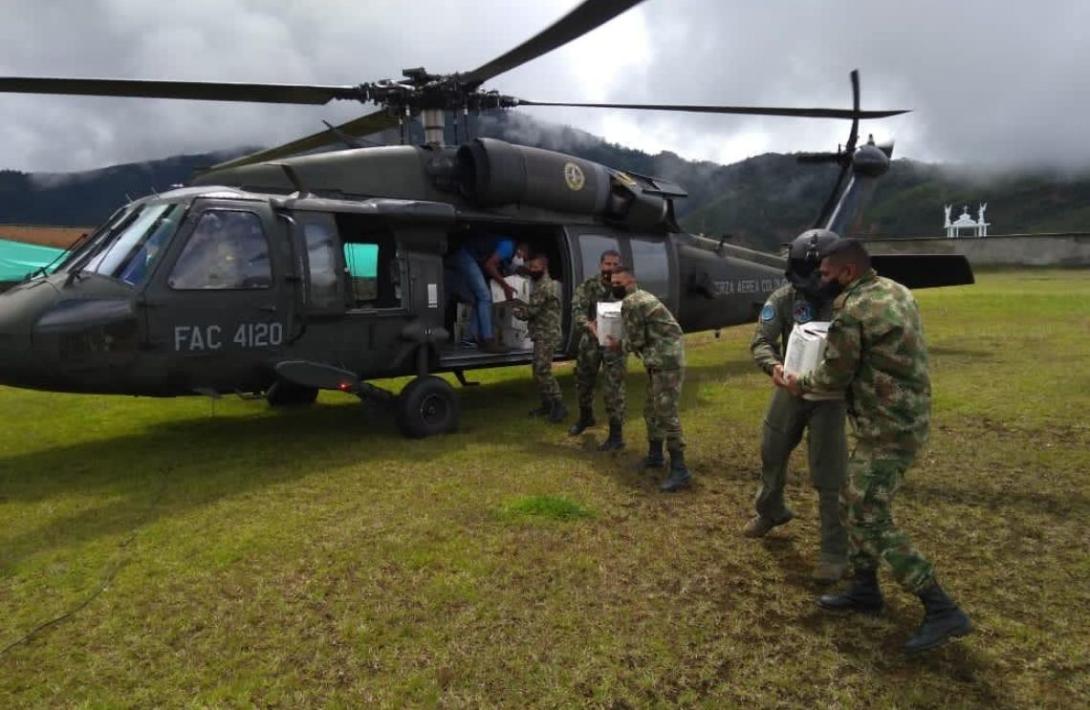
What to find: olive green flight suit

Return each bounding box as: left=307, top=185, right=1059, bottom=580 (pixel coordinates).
left=751, top=285, right=848, bottom=564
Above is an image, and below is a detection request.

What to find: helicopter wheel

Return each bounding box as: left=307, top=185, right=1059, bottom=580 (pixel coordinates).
left=396, top=375, right=459, bottom=438
left=266, top=380, right=319, bottom=407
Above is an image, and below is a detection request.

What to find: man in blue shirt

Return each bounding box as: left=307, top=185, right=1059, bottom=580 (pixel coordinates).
left=450, top=234, right=522, bottom=353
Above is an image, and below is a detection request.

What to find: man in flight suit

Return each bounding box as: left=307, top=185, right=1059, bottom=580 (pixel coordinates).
left=568, top=249, right=627, bottom=450
left=746, top=229, right=849, bottom=584
left=784, top=238, right=972, bottom=654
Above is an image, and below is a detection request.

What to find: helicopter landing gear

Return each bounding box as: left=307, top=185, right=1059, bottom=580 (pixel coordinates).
left=266, top=380, right=319, bottom=407
left=396, top=375, right=459, bottom=438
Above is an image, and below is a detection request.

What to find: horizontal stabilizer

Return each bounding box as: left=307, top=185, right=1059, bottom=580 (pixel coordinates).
left=871, top=254, right=975, bottom=290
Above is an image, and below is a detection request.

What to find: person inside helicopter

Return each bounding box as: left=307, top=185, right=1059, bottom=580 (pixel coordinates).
left=448, top=233, right=523, bottom=353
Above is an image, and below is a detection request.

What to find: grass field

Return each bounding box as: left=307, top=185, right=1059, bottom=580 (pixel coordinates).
left=2, top=269, right=1088, bottom=707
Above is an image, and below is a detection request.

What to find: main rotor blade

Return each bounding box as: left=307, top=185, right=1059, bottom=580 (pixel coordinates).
left=208, top=109, right=397, bottom=172
left=459, top=0, right=645, bottom=87
left=516, top=99, right=908, bottom=120
left=0, top=77, right=362, bottom=105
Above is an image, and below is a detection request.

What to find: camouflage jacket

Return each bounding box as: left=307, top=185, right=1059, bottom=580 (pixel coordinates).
left=514, top=274, right=562, bottom=342
left=751, top=284, right=833, bottom=375
left=621, top=288, right=685, bottom=370
left=798, top=269, right=931, bottom=451
left=571, top=275, right=617, bottom=340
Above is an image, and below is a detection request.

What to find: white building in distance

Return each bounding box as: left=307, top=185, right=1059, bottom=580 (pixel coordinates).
left=944, top=203, right=990, bottom=238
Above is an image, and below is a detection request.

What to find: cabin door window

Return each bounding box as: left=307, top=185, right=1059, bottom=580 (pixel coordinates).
left=630, top=237, right=671, bottom=301
left=578, top=233, right=621, bottom=282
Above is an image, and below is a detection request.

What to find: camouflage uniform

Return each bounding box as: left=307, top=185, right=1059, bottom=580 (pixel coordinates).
left=571, top=276, right=626, bottom=418
left=751, top=285, right=848, bottom=564
left=514, top=274, right=563, bottom=402
left=621, top=289, right=685, bottom=451
left=798, top=269, right=935, bottom=593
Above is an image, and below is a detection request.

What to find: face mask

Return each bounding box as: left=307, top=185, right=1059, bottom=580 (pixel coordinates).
left=817, top=278, right=844, bottom=300
left=600, top=270, right=612, bottom=283
left=529, top=270, right=545, bottom=281
left=510, top=255, right=525, bottom=269
left=611, top=284, right=628, bottom=298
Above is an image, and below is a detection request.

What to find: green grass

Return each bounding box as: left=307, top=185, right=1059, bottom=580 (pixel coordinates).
left=1, top=269, right=1089, bottom=707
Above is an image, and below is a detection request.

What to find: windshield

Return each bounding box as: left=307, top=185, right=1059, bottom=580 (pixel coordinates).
left=80, top=203, right=183, bottom=285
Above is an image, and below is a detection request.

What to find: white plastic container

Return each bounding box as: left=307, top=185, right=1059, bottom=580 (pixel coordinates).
left=596, top=301, right=623, bottom=347
left=784, top=321, right=842, bottom=401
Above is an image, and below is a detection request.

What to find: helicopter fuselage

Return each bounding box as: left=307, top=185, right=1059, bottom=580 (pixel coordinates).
left=0, top=142, right=787, bottom=401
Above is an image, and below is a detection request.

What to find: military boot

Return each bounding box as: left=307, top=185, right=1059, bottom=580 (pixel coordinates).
left=741, top=510, right=794, bottom=538
left=643, top=439, right=665, bottom=468
left=817, top=568, right=884, bottom=614
left=528, top=396, right=551, bottom=417
left=597, top=418, right=624, bottom=451
left=568, top=406, right=595, bottom=435
left=547, top=398, right=568, bottom=423
left=903, top=582, right=973, bottom=655
left=659, top=448, right=692, bottom=492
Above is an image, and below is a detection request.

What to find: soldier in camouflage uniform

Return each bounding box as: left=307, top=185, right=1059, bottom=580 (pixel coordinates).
left=568, top=249, right=628, bottom=450
left=514, top=254, right=566, bottom=423
left=746, top=229, right=849, bottom=584
left=606, top=266, right=691, bottom=492
left=785, top=238, right=972, bottom=655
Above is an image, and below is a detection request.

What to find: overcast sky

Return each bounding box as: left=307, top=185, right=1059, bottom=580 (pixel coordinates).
left=2, top=0, right=1088, bottom=174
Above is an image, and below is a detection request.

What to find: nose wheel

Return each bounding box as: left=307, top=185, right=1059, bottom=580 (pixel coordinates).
left=396, top=375, right=459, bottom=438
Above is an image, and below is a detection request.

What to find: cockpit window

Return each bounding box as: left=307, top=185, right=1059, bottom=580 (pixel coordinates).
left=81, top=203, right=181, bottom=285
left=168, top=210, right=272, bottom=290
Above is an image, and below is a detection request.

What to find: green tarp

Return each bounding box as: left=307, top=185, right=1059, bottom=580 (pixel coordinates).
left=0, top=238, right=65, bottom=281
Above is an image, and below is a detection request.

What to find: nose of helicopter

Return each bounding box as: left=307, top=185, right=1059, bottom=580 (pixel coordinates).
left=0, top=278, right=60, bottom=387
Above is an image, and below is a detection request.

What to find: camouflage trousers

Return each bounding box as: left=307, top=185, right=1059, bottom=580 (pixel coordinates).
left=756, top=389, right=848, bottom=563
left=843, top=443, right=935, bottom=592
left=531, top=336, right=561, bottom=401
left=573, top=333, right=626, bottom=418
left=644, top=367, right=685, bottom=451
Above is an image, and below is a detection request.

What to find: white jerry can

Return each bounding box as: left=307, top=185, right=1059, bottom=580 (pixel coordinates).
left=784, top=321, right=843, bottom=401
left=596, top=301, right=623, bottom=347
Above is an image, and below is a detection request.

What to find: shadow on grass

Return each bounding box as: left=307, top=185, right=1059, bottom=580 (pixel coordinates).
left=759, top=536, right=813, bottom=591
left=0, top=357, right=759, bottom=566
left=906, top=480, right=1090, bottom=518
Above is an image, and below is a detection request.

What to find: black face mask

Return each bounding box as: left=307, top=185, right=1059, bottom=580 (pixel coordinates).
left=600, top=271, right=612, bottom=283
left=817, top=278, right=844, bottom=300
left=529, top=270, right=545, bottom=281
left=611, top=284, right=628, bottom=298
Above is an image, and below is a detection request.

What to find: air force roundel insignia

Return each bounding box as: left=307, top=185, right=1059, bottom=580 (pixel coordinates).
left=759, top=303, right=775, bottom=322
left=793, top=301, right=813, bottom=324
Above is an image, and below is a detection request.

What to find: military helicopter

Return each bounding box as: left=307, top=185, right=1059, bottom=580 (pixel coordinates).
left=0, top=0, right=971, bottom=437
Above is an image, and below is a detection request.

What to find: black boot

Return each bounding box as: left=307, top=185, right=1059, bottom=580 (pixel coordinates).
left=643, top=439, right=665, bottom=468
left=597, top=418, right=624, bottom=451
left=528, top=396, right=550, bottom=417
left=568, top=406, right=595, bottom=435
left=547, top=399, right=568, bottom=423
left=659, top=448, right=692, bottom=492
left=903, top=582, right=972, bottom=655
left=817, top=568, right=885, bottom=614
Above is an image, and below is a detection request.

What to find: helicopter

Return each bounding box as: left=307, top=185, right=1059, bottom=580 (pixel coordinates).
left=0, top=0, right=972, bottom=437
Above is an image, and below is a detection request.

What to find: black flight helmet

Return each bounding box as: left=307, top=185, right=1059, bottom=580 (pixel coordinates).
left=786, top=228, right=840, bottom=299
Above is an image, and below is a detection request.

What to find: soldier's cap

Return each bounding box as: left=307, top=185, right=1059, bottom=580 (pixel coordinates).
left=818, top=237, right=870, bottom=261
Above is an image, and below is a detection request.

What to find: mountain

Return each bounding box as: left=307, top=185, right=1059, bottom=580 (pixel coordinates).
left=4, top=112, right=1090, bottom=253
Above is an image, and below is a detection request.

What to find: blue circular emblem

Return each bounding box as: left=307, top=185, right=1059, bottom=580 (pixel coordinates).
left=793, top=301, right=813, bottom=324
left=759, top=304, right=775, bottom=322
